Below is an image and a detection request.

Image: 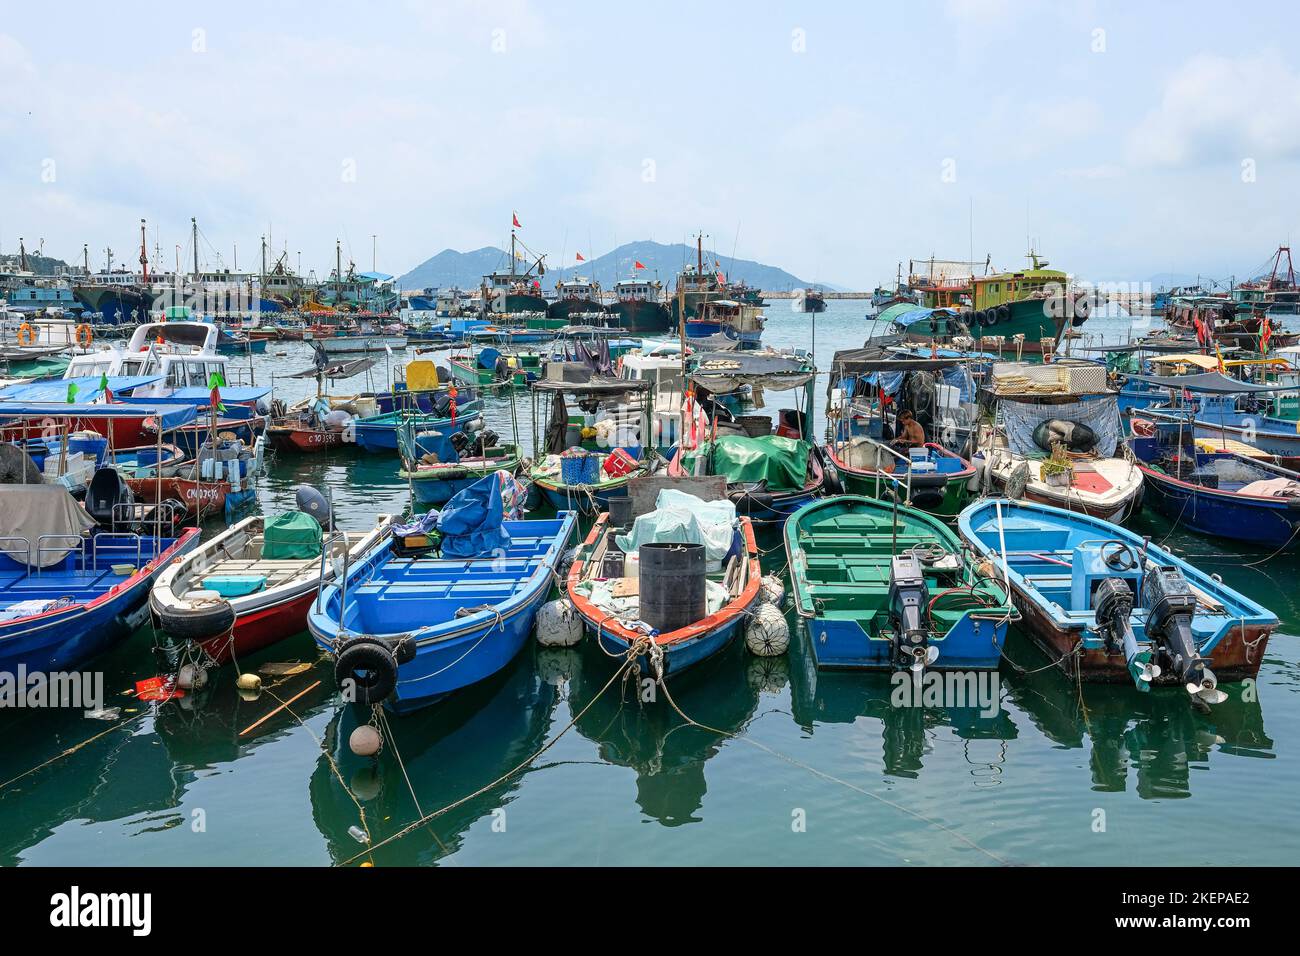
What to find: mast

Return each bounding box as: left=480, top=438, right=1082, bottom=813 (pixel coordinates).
left=83, top=244, right=89, bottom=277
left=191, top=217, right=199, bottom=279
left=18, top=237, right=27, bottom=273
left=510, top=230, right=517, bottom=278
left=139, top=219, right=150, bottom=282
left=335, top=239, right=342, bottom=295
left=261, top=235, right=267, bottom=282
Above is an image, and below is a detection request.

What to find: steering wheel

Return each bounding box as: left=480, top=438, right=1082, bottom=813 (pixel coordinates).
left=1100, top=540, right=1138, bottom=572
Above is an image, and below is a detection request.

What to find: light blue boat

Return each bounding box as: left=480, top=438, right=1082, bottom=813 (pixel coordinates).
left=308, top=475, right=575, bottom=712
left=352, top=403, right=483, bottom=454
left=958, top=498, right=1278, bottom=704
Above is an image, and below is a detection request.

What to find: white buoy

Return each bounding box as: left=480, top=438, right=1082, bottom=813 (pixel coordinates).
left=759, top=574, right=786, bottom=607
left=745, top=603, right=790, bottom=656
left=177, top=663, right=208, bottom=690
left=535, top=598, right=584, bottom=647
left=349, top=724, right=383, bottom=757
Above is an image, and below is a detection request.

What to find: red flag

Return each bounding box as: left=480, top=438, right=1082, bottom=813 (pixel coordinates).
left=512, top=213, right=521, bottom=228
left=633, top=260, right=646, bottom=270
left=575, top=252, right=585, bottom=262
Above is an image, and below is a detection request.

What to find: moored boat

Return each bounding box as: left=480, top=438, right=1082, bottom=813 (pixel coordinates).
left=567, top=490, right=761, bottom=676
left=975, top=360, right=1143, bottom=522
left=1130, top=410, right=1300, bottom=549
left=958, top=498, right=1278, bottom=702
left=786, top=495, right=1016, bottom=670
left=308, top=474, right=576, bottom=712
left=150, top=509, right=393, bottom=665
left=0, top=485, right=199, bottom=674
left=826, top=438, right=973, bottom=515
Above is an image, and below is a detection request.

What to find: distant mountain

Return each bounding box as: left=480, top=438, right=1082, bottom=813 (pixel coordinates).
left=397, top=247, right=514, bottom=290
left=397, top=240, right=840, bottom=292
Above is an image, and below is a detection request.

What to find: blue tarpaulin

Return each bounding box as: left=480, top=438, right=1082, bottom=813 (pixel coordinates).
left=0, top=375, right=162, bottom=403
left=437, top=472, right=511, bottom=558
left=0, top=400, right=198, bottom=431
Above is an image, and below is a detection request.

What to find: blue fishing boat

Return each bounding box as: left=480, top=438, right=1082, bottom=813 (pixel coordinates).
left=216, top=329, right=267, bottom=354
left=1124, top=367, right=1300, bottom=461
left=0, top=485, right=199, bottom=674
left=308, top=474, right=575, bottom=712
left=352, top=404, right=483, bottom=454
left=786, top=496, right=1017, bottom=670
left=958, top=498, right=1278, bottom=704
left=1130, top=410, right=1300, bottom=548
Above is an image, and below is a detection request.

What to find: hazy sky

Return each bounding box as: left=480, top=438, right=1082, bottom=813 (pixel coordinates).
left=1, top=0, right=1297, bottom=288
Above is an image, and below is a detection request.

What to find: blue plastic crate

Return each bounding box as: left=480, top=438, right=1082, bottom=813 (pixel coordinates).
left=560, top=452, right=601, bottom=485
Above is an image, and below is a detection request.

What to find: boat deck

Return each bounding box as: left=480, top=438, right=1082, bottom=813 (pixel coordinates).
left=347, top=529, right=560, bottom=633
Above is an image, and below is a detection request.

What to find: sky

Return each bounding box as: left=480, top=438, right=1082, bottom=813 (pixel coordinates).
left=1, top=0, right=1298, bottom=289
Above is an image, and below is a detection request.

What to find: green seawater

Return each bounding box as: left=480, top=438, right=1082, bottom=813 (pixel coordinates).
left=1, top=303, right=1297, bottom=866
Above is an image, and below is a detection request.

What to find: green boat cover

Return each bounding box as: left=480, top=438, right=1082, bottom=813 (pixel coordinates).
left=262, top=511, right=323, bottom=560
left=685, top=435, right=810, bottom=491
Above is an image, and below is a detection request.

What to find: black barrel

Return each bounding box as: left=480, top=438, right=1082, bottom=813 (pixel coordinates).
left=608, top=496, right=635, bottom=530
left=639, top=542, right=706, bottom=633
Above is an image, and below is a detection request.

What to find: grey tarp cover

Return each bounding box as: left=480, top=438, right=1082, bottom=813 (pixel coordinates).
left=688, top=351, right=815, bottom=392
left=0, top=485, right=96, bottom=568
left=1123, top=371, right=1289, bottom=395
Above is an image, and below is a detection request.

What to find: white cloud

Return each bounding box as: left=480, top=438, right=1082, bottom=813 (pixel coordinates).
left=1129, top=51, right=1300, bottom=166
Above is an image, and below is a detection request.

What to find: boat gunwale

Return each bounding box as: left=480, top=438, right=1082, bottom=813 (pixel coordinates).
left=567, top=512, right=761, bottom=648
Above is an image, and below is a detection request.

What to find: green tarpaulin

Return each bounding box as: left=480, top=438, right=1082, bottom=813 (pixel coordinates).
left=262, top=511, right=323, bottom=560
left=684, top=435, right=810, bottom=491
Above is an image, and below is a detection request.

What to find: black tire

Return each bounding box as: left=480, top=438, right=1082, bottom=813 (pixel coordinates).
left=997, top=304, right=1011, bottom=323
left=159, top=600, right=235, bottom=641
left=335, top=637, right=399, bottom=705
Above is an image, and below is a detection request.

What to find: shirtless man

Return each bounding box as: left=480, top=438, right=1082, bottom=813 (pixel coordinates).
left=891, top=410, right=926, bottom=450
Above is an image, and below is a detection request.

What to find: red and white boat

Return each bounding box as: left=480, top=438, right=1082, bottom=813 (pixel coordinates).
left=149, top=511, right=392, bottom=664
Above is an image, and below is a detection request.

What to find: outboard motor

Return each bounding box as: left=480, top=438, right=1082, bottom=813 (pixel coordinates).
left=1093, top=577, right=1159, bottom=688
left=887, top=553, right=937, bottom=671
left=295, top=484, right=334, bottom=530
left=85, top=467, right=134, bottom=529
left=1143, top=566, right=1226, bottom=705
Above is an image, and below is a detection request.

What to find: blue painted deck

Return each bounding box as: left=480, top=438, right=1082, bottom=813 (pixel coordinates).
left=308, top=514, right=576, bottom=711
left=0, top=531, right=198, bottom=674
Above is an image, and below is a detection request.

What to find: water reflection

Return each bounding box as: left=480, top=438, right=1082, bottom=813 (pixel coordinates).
left=307, top=648, right=560, bottom=865
left=1004, top=644, right=1274, bottom=799
left=787, top=621, right=1018, bottom=781
left=566, top=640, right=773, bottom=827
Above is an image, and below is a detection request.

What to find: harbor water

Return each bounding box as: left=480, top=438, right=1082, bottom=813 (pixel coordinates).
left=2, top=302, right=1297, bottom=866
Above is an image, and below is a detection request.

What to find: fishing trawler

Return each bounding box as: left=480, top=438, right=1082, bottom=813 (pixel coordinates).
left=967, top=251, right=1090, bottom=355
left=607, top=276, right=672, bottom=333
left=483, top=230, right=548, bottom=315
left=547, top=277, right=605, bottom=320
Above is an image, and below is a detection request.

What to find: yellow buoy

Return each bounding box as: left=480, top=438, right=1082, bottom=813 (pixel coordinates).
left=236, top=673, right=262, bottom=692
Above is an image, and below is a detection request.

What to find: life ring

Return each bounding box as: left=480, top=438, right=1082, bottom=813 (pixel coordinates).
left=334, top=637, right=400, bottom=705
left=16, top=323, right=35, bottom=346
left=76, top=323, right=93, bottom=348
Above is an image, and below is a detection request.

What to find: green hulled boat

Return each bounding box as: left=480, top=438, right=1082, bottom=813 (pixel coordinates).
left=449, top=349, right=542, bottom=389
left=784, top=495, right=1016, bottom=670
left=967, top=252, right=1089, bottom=355
left=824, top=438, right=973, bottom=516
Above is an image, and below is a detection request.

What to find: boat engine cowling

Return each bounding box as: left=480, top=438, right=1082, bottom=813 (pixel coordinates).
left=1142, top=565, right=1225, bottom=704
left=887, top=554, right=937, bottom=671
left=1094, top=576, right=1159, bottom=689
